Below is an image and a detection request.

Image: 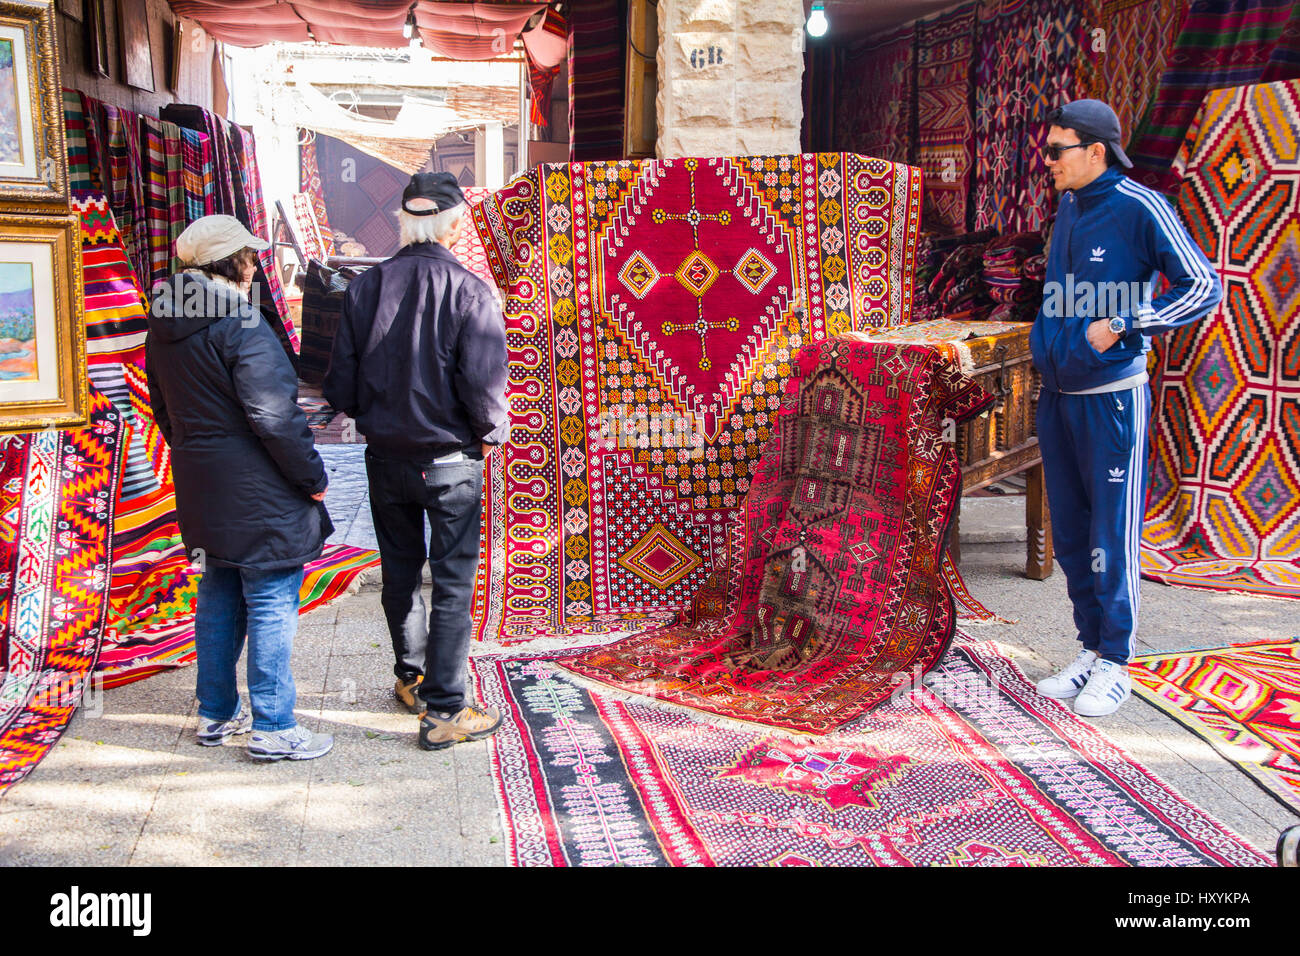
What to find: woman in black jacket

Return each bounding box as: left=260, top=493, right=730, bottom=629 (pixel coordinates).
left=146, top=215, right=333, bottom=761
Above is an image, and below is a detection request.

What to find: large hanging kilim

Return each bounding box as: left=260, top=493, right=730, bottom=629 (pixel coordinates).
left=0, top=391, right=124, bottom=795
left=1141, top=80, right=1300, bottom=598
left=973, top=0, right=1090, bottom=233
left=836, top=26, right=915, bottom=165
left=1078, top=0, right=1189, bottom=149
left=1131, top=639, right=1300, bottom=814
left=470, top=153, right=923, bottom=642
left=567, top=0, right=625, bottom=161
left=476, top=637, right=1270, bottom=866
left=916, top=6, right=976, bottom=231
left=562, top=337, right=992, bottom=734
left=1127, top=0, right=1300, bottom=194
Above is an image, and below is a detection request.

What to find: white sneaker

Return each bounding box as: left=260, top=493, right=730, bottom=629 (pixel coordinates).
left=1074, top=659, right=1131, bottom=717
left=1035, top=649, right=1098, bottom=699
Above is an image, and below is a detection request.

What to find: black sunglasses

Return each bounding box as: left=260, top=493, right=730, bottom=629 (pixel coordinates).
left=1044, top=141, right=1098, bottom=161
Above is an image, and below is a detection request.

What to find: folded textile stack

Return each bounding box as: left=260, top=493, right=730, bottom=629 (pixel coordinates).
left=982, top=231, right=1046, bottom=323
left=912, top=229, right=999, bottom=322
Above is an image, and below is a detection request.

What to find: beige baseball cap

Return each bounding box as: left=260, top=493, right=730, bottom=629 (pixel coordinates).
left=175, top=215, right=271, bottom=266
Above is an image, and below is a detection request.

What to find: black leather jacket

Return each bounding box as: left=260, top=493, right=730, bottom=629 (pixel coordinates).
left=323, top=242, right=510, bottom=460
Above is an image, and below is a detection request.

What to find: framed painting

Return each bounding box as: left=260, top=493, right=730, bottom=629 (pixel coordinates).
left=0, top=0, right=67, bottom=206
left=85, top=0, right=108, bottom=77
left=0, top=213, right=85, bottom=432
left=115, top=0, right=152, bottom=92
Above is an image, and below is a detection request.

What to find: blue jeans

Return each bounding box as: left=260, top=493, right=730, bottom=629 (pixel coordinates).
left=195, top=565, right=305, bottom=732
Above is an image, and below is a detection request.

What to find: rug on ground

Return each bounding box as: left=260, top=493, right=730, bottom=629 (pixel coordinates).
left=1141, top=79, right=1300, bottom=598
left=476, top=636, right=1270, bottom=866
left=561, top=337, right=993, bottom=734
left=1131, top=638, right=1300, bottom=814
left=0, top=391, right=123, bottom=795
left=470, top=153, right=922, bottom=642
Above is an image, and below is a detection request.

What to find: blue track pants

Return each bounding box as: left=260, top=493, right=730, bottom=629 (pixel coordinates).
left=1036, top=384, right=1151, bottom=664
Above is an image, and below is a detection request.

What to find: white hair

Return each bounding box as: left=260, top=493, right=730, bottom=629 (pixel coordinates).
left=398, top=201, right=466, bottom=247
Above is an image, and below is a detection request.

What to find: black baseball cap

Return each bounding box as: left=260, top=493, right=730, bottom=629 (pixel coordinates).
left=401, top=172, right=466, bottom=215
left=1046, top=99, right=1133, bottom=169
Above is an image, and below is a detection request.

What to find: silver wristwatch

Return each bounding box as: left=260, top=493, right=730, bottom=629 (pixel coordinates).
left=1108, top=316, right=1127, bottom=336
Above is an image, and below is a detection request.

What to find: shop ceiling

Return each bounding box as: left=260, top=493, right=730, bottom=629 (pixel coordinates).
left=171, top=2, right=977, bottom=52
left=167, top=1, right=550, bottom=55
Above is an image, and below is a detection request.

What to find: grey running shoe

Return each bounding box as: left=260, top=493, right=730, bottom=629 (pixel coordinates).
left=248, top=724, right=334, bottom=761
left=196, top=702, right=253, bottom=746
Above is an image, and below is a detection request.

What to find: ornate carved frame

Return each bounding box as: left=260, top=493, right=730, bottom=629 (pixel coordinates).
left=0, top=0, right=68, bottom=209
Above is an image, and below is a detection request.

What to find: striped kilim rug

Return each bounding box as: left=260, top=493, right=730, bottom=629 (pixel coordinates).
left=476, top=636, right=1271, bottom=866
left=0, top=392, right=124, bottom=795
left=1131, top=638, right=1300, bottom=814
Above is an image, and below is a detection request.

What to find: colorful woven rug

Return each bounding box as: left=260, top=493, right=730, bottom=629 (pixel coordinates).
left=470, top=153, right=922, bottom=642
left=0, top=391, right=124, bottom=795
left=1131, top=638, right=1300, bottom=814
left=1078, top=0, right=1189, bottom=151
left=1141, top=79, right=1300, bottom=598
left=836, top=26, right=915, bottom=166
left=1127, top=0, right=1299, bottom=193
left=561, top=338, right=993, bottom=734
left=973, top=0, right=1091, bottom=233
left=916, top=5, right=976, bottom=231
left=477, top=637, right=1270, bottom=866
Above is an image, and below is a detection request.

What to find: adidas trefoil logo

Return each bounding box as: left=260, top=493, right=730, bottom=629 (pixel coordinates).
left=1090, top=247, right=1106, bottom=262
left=1108, top=467, right=1125, bottom=483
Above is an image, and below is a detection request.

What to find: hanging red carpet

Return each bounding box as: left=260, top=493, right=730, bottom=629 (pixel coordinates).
left=1131, top=638, right=1300, bottom=814
left=562, top=338, right=993, bottom=734
left=1141, top=79, right=1300, bottom=598
left=476, top=637, right=1270, bottom=866
left=471, top=153, right=922, bottom=642
left=0, top=392, right=124, bottom=795
left=973, top=0, right=1089, bottom=233
left=915, top=5, right=975, bottom=231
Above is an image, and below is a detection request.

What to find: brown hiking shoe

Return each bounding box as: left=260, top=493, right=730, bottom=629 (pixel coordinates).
left=394, top=676, right=423, bottom=715
left=418, top=703, right=503, bottom=751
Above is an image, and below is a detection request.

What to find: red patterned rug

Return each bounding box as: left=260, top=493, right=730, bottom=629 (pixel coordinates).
left=475, top=636, right=1271, bottom=866
left=561, top=337, right=994, bottom=734
left=0, top=391, right=124, bottom=795
left=1131, top=638, right=1300, bottom=814
left=471, top=153, right=922, bottom=641
left=1142, top=80, right=1300, bottom=598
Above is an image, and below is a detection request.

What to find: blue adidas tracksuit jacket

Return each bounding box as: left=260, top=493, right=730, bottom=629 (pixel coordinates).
left=1030, top=165, right=1222, bottom=665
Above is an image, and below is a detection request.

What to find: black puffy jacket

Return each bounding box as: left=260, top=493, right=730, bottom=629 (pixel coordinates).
left=145, top=271, right=328, bottom=571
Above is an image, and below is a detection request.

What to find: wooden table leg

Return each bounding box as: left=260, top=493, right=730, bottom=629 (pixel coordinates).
left=1025, top=461, right=1053, bottom=579
left=948, top=492, right=962, bottom=566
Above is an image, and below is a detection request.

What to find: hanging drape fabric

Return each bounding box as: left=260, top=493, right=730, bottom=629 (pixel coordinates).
left=836, top=25, right=915, bottom=165
left=1126, top=0, right=1300, bottom=193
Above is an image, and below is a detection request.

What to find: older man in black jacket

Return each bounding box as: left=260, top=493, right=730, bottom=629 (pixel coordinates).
left=324, top=172, right=510, bottom=751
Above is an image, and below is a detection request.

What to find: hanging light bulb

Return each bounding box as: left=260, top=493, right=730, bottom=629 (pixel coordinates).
left=806, top=2, right=828, bottom=38
left=402, top=7, right=416, bottom=39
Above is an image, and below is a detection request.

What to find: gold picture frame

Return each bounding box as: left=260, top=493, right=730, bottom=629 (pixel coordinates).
left=0, top=212, right=86, bottom=432
left=0, top=0, right=67, bottom=208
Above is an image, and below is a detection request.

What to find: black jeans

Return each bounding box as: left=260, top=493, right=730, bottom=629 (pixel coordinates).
left=365, top=449, right=484, bottom=712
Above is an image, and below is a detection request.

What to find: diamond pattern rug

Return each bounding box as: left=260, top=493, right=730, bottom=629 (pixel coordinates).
left=1131, top=638, right=1300, bottom=814
left=1142, top=79, right=1300, bottom=598
left=471, top=153, right=922, bottom=642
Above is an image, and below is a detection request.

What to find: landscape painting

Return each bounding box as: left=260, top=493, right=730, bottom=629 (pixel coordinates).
left=0, top=261, right=36, bottom=382
left=0, top=37, right=19, bottom=165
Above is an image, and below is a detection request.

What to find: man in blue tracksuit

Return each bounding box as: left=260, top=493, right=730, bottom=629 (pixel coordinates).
left=1030, top=100, right=1222, bottom=717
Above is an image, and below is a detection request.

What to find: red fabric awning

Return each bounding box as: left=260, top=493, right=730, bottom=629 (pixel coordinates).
left=169, top=1, right=547, bottom=56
